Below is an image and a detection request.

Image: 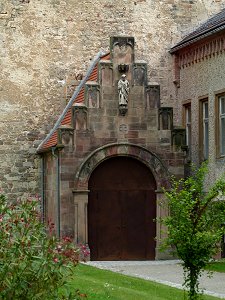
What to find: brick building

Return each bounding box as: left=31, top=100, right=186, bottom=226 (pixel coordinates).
left=170, top=8, right=225, bottom=180
left=170, top=9, right=225, bottom=258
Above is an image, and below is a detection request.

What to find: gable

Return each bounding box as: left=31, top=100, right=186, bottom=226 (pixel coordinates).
left=37, top=52, right=110, bottom=153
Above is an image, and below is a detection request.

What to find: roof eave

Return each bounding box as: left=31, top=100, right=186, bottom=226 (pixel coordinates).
left=37, top=144, right=64, bottom=155
left=170, top=23, right=225, bottom=54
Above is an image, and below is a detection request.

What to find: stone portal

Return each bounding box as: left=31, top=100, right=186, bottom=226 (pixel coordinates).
left=39, top=36, right=186, bottom=260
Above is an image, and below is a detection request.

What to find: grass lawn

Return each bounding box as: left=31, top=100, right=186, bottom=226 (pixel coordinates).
left=63, top=264, right=221, bottom=300
left=205, top=259, right=225, bottom=273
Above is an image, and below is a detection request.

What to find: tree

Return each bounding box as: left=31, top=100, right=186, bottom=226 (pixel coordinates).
left=162, top=162, right=225, bottom=300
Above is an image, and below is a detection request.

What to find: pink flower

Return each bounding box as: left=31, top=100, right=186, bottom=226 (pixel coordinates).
left=63, top=236, right=72, bottom=243
left=53, top=257, right=58, bottom=263
left=57, top=245, right=62, bottom=252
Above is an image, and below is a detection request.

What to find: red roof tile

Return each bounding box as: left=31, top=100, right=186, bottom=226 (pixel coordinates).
left=61, top=108, right=72, bottom=125
left=76, top=88, right=85, bottom=104
left=37, top=52, right=110, bottom=153
left=42, top=132, right=57, bottom=150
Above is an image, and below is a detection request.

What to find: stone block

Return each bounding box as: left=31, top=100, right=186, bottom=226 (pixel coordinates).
left=133, top=61, right=147, bottom=86
left=99, top=60, right=113, bottom=86
left=125, top=131, right=139, bottom=138
left=102, top=86, right=116, bottom=95
left=73, top=104, right=88, bottom=131
left=85, top=82, right=100, bottom=108
left=106, top=108, right=118, bottom=116
left=146, top=84, right=160, bottom=109
left=146, top=116, right=157, bottom=129
left=104, top=100, right=118, bottom=109
left=129, top=122, right=147, bottom=130
left=110, top=36, right=135, bottom=65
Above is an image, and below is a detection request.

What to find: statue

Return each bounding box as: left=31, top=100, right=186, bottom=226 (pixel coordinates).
left=118, top=74, right=129, bottom=108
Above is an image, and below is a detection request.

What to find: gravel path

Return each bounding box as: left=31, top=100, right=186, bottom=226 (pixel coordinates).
left=85, top=260, right=225, bottom=299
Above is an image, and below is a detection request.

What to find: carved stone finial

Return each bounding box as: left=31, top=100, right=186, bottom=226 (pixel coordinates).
left=110, top=36, right=135, bottom=50
left=110, top=36, right=135, bottom=64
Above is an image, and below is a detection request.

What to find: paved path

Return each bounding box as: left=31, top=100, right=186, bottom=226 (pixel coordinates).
left=85, top=260, right=225, bottom=299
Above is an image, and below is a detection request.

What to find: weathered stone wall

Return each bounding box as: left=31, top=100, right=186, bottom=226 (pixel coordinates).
left=1, top=0, right=225, bottom=198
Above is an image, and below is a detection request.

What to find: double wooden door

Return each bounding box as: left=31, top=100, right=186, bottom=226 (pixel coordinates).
left=88, top=157, right=156, bottom=260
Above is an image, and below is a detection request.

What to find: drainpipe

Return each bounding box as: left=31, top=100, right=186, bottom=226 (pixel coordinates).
left=51, top=147, right=61, bottom=238
left=40, top=155, right=45, bottom=223
left=56, top=150, right=60, bottom=238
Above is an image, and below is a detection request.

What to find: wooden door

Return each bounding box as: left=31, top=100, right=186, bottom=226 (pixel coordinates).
left=88, top=157, right=156, bottom=260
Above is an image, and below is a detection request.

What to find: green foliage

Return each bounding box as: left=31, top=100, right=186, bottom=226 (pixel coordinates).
left=162, top=162, right=225, bottom=300
left=0, top=194, right=79, bottom=300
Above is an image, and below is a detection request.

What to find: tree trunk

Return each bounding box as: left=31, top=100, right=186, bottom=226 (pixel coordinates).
left=188, top=267, right=199, bottom=300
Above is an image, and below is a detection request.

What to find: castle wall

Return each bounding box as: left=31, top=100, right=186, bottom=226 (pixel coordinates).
left=1, top=0, right=225, bottom=198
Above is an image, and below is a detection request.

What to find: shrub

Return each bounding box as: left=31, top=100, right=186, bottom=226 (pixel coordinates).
left=0, top=194, right=79, bottom=300
left=162, top=162, right=225, bottom=300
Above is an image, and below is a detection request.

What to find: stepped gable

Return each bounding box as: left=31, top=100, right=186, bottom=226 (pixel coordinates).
left=37, top=52, right=110, bottom=153
left=170, top=8, right=225, bottom=53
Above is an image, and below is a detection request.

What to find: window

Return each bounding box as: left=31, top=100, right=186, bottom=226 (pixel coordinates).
left=199, top=99, right=209, bottom=161
left=183, top=103, right=191, bottom=152
left=218, top=95, right=225, bottom=156
left=203, top=101, right=209, bottom=159
left=185, top=105, right=191, bottom=149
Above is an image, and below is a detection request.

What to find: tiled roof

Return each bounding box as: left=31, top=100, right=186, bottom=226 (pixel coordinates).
left=170, top=8, right=225, bottom=53
left=37, top=52, right=110, bottom=153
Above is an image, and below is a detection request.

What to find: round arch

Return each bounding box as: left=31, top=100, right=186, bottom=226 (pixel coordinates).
left=74, top=143, right=169, bottom=190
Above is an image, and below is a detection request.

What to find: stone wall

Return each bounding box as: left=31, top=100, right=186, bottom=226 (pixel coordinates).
left=1, top=0, right=225, bottom=198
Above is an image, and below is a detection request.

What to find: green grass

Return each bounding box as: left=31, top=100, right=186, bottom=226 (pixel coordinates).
left=205, top=259, right=225, bottom=273
left=63, top=264, right=221, bottom=300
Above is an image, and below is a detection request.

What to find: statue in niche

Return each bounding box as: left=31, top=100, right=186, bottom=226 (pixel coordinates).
left=118, top=74, right=129, bottom=109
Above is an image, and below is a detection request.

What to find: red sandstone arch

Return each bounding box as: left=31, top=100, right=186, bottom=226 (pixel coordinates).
left=74, top=143, right=169, bottom=191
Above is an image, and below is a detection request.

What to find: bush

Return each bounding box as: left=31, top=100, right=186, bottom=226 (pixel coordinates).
left=0, top=194, right=79, bottom=300
left=162, top=163, right=225, bottom=300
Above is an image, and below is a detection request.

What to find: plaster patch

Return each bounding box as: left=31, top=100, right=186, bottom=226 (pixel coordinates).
left=8, top=67, right=33, bottom=85
left=0, top=101, right=20, bottom=114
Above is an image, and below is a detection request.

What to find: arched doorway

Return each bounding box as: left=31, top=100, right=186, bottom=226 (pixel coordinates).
left=88, top=156, right=156, bottom=260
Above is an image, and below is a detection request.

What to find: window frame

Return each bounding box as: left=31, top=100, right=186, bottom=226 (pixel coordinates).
left=216, top=93, right=225, bottom=158
left=183, top=102, right=191, bottom=156
left=199, top=98, right=209, bottom=162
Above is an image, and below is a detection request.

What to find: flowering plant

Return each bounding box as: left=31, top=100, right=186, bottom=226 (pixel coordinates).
left=0, top=194, right=79, bottom=300
left=78, top=244, right=90, bottom=262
